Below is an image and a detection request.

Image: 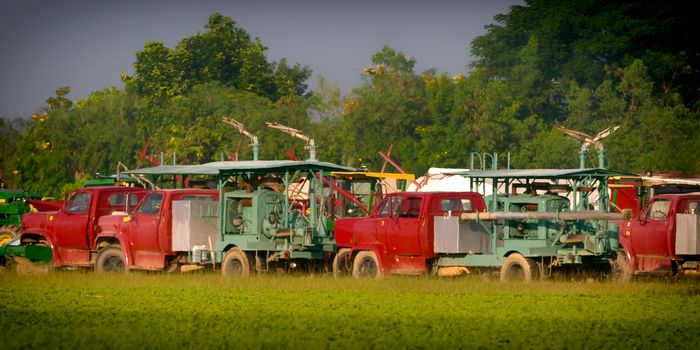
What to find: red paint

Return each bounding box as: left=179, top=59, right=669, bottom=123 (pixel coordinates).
left=620, top=193, right=700, bottom=275
left=20, top=187, right=147, bottom=268
left=96, top=189, right=218, bottom=271
left=334, top=191, right=486, bottom=275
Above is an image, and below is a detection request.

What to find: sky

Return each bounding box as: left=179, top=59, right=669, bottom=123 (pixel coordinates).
left=0, top=0, right=521, bottom=118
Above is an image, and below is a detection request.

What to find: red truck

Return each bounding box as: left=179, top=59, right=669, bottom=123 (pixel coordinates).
left=333, top=191, right=487, bottom=277
left=617, top=193, right=700, bottom=279
left=94, top=189, right=218, bottom=273
left=18, top=186, right=146, bottom=268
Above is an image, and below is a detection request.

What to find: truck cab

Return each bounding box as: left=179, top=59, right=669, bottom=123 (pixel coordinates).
left=333, top=191, right=487, bottom=277
left=95, top=189, right=218, bottom=272
left=18, top=186, right=146, bottom=268
left=619, top=193, right=700, bottom=276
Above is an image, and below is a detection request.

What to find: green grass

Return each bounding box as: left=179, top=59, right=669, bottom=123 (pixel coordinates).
left=1, top=272, right=699, bottom=349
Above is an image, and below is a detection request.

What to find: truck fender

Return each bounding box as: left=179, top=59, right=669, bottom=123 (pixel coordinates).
left=95, top=235, right=133, bottom=270
left=351, top=244, right=386, bottom=276
left=95, top=214, right=137, bottom=269
left=19, top=232, right=58, bottom=265
left=616, top=240, right=636, bottom=269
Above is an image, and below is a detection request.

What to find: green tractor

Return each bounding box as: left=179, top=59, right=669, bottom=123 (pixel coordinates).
left=0, top=189, right=42, bottom=245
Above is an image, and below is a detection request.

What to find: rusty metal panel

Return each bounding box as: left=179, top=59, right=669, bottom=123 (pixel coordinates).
left=171, top=200, right=219, bottom=252
left=434, top=216, right=491, bottom=254
left=676, top=214, right=700, bottom=254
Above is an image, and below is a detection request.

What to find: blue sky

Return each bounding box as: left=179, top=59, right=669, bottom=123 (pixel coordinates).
left=0, top=0, right=521, bottom=118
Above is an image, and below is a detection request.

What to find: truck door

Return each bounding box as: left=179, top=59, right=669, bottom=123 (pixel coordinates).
left=630, top=198, right=671, bottom=258
left=386, top=196, right=423, bottom=256
left=373, top=198, right=392, bottom=248
left=129, top=192, right=164, bottom=252
left=53, top=191, right=92, bottom=251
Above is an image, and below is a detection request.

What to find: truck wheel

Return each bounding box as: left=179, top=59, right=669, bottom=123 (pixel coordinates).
left=500, top=253, right=538, bottom=282
left=222, top=248, right=250, bottom=277
left=332, top=248, right=352, bottom=277
left=611, top=251, right=632, bottom=282
left=95, top=246, right=126, bottom=273
left=352, top=251, right=381, bottom=278
left=0, top=225, right=20, bottom=246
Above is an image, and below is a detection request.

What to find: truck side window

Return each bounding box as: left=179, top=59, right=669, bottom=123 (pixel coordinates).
left=137, top=193, right=164, bottom=215
left=180, top=195, right=215, bottom=201
left=461, top=199, right=473, bottom=211
left=678, top=200, right=700, bottom=214
left=689, top=202, right=699, bottom=214
left=400, top=198, right=421, bottom=217
left=130, top=194, right=141, bottom=207
left=439, top=199, right=470, bottom=213
left=66, top=193, right=90, bottom=213
left=649, top=199, right=670, bottom=220
left=109, top=193, right=125, bottom=206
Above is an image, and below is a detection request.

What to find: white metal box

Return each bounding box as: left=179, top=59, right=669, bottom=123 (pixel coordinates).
left=434, top=216, right=491, bottom=254
left=171, top=200, right=219, bottom=252
left=675, top=214, right=700, bottom=255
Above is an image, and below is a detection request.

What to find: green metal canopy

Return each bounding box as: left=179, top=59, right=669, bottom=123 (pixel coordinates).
left=123, top=165, right=218, bottom=176
left=124, top=160, right=357, bottom=177
left=448, top=168, right=636, bottom=179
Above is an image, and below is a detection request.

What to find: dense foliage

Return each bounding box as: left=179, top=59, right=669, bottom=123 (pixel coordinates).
left=1, top=3, right=698, bottom=196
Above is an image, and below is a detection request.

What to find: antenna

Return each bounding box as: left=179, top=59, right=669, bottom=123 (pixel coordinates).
left=557, top=125, right=620, bottom=169
left=265, top=121, right=317, bottom=160
left=222, top=117, right=259, bottom=160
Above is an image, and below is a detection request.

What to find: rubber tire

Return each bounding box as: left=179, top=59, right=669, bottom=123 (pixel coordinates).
left=612, top=251, right=632, bottom=282
left=0, top=225, right=20, bottom=246
left=332, top=248, right=352, bottom=277
left=222, top=248, right=250, bottom=277
left=500, top=253, right=538, bottom=282
left=352, top=251, right=381, bottom=278
left=95, top=246, right=127, bottom=273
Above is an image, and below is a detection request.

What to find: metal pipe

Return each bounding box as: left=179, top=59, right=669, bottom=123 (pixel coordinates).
left=377, top=151, right=421, bottom=189
left=460, top=209, right=631, bottom=221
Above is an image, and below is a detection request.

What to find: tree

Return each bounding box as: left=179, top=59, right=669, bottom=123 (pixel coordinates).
left=342, top=46, right=428, bottom=173
left=46, top=86, right=74, bottom=111
left=467, top=0, right=699, bottom=173
left=0, top=118, right=25, bottom=188
left=124, top=13, right=312, bottom=105
left=472, top=0, right=700, bottom=111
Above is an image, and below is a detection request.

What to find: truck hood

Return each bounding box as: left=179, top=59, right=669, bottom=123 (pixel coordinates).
left=96, top=214, right=128, bottom=236
left=334, top=217, right=364, bottom=246
left=21, top=211, right=55, bottom=232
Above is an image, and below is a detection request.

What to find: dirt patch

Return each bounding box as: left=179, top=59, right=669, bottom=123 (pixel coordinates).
left=6, top=257, right=50, bottom=274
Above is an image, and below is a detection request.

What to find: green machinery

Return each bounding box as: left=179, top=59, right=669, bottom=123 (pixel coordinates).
left=125, top=160, right=357, bottom=275
left=435, top=168, right=632, bottom=280
left=0, top=189, right=42, bottom=244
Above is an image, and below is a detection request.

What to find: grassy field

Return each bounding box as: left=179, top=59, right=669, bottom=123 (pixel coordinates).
left=1, top=272, right=699, bottom=349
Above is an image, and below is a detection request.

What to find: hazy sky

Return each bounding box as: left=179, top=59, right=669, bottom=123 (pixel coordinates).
left=0, top=0, right=521, bottom=118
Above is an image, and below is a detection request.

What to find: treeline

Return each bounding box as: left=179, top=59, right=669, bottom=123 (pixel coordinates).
left=1, top=1, right=699, bottom=197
